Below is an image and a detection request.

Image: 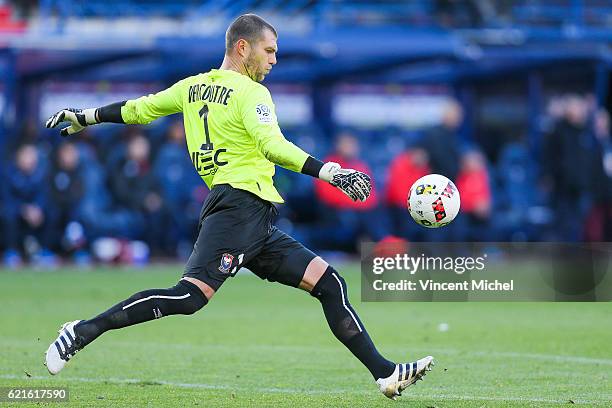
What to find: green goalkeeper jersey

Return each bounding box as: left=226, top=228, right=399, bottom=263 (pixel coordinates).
left=120, top=69, right=310, bottom=203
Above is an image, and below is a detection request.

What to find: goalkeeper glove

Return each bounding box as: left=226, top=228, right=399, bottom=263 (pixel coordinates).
left=319, top=161, right=372, bottom=202
left=45, top=108, right=99, bottom=137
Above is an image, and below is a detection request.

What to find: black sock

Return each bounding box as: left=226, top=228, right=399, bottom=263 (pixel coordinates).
left=311, top=267, right=395, bottom=379
left=75, top=280, right=207, bottom=347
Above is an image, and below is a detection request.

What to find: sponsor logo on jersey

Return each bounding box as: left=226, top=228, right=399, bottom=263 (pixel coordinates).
left=219, top=253, right=234, bottom=273
left=256, top=104, right=272, bottom=123
left=191, top=149, right=228, bottom=177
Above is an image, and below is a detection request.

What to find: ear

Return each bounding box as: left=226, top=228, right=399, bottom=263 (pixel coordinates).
left=236, top=38, right=250, bottom=58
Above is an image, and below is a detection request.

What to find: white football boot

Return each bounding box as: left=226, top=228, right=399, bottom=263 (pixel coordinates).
left=376, top=356, right=434, bottom=400
left=44, top=320, right=83, bottom=375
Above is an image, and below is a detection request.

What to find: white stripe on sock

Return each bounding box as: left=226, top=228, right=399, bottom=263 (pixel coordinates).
left=331, top=272, right=362, bottom=332
left=122, top=293, right=191, bottom=310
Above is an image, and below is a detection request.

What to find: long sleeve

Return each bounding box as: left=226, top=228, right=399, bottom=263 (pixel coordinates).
left=240, top=84, right=309, bottom=172
left=121, top=80, right=186, bottom=125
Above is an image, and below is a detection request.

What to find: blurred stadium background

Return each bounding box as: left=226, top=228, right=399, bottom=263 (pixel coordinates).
left=2, top=3, right=612, bottom=407
left=1, top=0, right=611, bottom=267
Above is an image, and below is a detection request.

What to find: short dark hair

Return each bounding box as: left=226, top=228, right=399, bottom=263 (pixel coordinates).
left=225, top=14, right=277, bottom=53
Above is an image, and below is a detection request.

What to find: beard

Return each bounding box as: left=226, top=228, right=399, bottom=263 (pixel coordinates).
left=245, top=55, right=265, bottom=82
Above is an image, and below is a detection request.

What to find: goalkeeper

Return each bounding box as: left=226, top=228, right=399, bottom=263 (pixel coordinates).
left=44, top=14, right=433, bottom=399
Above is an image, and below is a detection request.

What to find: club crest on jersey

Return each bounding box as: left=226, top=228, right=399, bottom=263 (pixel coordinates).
left=219, top=253, right=234, bottom=273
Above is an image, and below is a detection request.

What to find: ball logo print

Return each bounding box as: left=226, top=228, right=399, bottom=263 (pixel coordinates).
left=441, top=182, right=456, bottom=198
left=407, top=174, right=460, bottom=228
left=415, top=184, right=435, bottom=195
left=432, top=197, right=446, bottom=222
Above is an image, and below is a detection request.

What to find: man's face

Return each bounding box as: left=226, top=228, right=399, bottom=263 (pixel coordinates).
left=244, top=28, right=277, bottom=82
left=16, top=145, right=38, bottom=174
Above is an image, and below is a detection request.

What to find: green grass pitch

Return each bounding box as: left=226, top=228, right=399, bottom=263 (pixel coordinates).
left=0, top=264, right=610, bottom=407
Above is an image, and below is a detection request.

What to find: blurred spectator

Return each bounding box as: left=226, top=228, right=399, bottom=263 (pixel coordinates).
left=47, top=142, right=87, bottom=256
left=385, top=147, right=433, bottom=240
left=154, top=121, right=205, bottom=257
left=4, top=122, right=52, bottom=173
left=594, top=109, right=612, bottom=183
left=540, top=95, right=568, bottom=136
left=386, top=147, right=431, bottom=207
left=493, top=142, right=550, bottom=241
left=71, top=128, right=102, bottom=164
left=455, top=150, right=492, bottom=240
left=584, top=109, right=612, bottom=241
left=311, top=132, right=388, bottom=251
left=419, top=99, right=462, bottom=182
left=109, top=134, right=170, bottom=255
left=110, top=135, right=157, bottom=211
left=543, top=95, right=601, bottom=241
left=2, top=144, right=52, bottom=265
left=102, top=127, right=139, bottom=172
left=315, top=132, right=379, bottom=210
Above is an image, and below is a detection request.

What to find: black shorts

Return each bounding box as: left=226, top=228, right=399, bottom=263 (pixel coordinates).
left=183, top=184, right=317, bottom=291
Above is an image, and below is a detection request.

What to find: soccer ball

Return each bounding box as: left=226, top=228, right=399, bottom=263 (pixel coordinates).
left=407, top=174, right=460, bottom=228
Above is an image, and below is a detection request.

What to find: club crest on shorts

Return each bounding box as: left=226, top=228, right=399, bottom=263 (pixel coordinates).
left=218, top=253, right=234, bottom=273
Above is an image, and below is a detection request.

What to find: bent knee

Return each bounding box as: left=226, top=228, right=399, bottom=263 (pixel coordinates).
left=181, top=277, right=216, bottom=301
left=176, top=280, right=209, bottom=314
left=300, top=257, right=329, bottom=292
left=310, top=266, right=346, bottom=300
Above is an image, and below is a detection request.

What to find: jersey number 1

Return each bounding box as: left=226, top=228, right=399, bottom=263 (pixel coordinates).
left=199, top=104, right=214, bottom=151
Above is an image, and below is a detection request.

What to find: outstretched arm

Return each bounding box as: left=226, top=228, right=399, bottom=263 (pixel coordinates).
left=243, top=86, right=371, bottom=202
left=45, top=80, right=186, bottom=136
left=45, top=102, right=126, bottom=136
